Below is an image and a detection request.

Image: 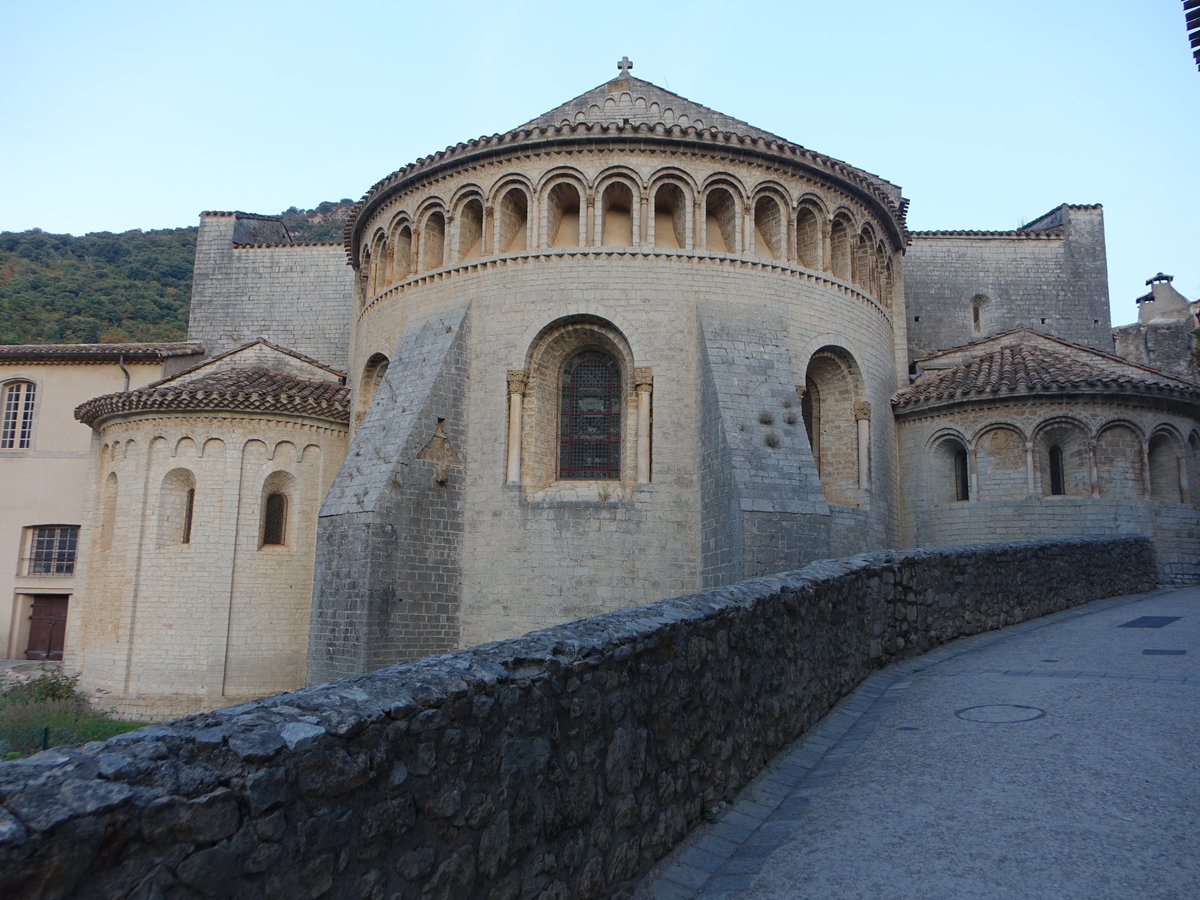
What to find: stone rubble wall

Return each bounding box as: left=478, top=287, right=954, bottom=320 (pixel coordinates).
left=0, top=537, right=1154, bottom=899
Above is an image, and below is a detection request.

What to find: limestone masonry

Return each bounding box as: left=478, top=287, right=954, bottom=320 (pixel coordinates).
left=5, top=61, right=1191, bottom=717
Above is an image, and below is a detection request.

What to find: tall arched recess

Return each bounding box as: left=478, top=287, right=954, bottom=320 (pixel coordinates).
left=803, top=347, right=865, bottom=507
left=356, top=353, right=390, bottom=428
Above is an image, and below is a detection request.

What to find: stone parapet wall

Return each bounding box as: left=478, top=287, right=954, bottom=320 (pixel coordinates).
left=906, top=498, right=1199, bottom=585
left=0, top=537, right=1154, bottom=899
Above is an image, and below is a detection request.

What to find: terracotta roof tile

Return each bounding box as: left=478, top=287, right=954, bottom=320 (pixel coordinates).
left=76, top=365, right=349, bottom=427
left=0, top=342, right=203, bottom=364
left=894, top=341, right=1200, bottom=409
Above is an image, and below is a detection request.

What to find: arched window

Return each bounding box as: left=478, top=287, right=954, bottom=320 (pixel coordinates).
left=971, top=294, right=989, bottom=336
left=954, top=446, right=970, bottom=500
left=356, top=353, right=391, bottom=427
left=262, top=493, right=287, bottom=546
left=496, top=187, right=529, bottom=252
left=1048, top=446, right=1065, bottom=496
left=703, top=187, right=737, bottom=253
left=158, top=468, right=197, bottom=546
left=559, top=349, right=622, bottom=479
left=796, top=203, right=823, bottom=269
left=600, top=182, right=634, bottom=246
left=2, top=380, right=37, bottom=449
left=804, top=348, right=864, bottom=506
left=366, top=232, right=386, bottom=297
left=875, top=242, right=891, bottom=302
left=853, top=227, right=875, bottom=293
left=930, top=436, right=970, bottom=503
left=389, top=223, right=413, bottom=282
left=652, top=183, right=686, bottom=249
left=1095, top=423, right=1145, bottom=498
left=547, top=182, right=582, bottom=247
left=183, top=489, right=195, bottom=543
left=975, top=426, right=1027, bottom=499
left=829, top=214, right=852, bottom=281
left=457, top=198, right=483, bottom=261
left=1036, top=421, right=1090, bottom=497
left=515, top=316, right=640, bottom=492
left=1148, top=431, right=1183, bottom=502
left=753, top=195, right=784, bottom=260
left=420, top=211, right=446, bottom=270
left=801, top=380, right=820, bottom=471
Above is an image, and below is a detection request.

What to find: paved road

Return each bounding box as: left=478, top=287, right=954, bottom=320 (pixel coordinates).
left=636, top=587, right=1199, bottom=899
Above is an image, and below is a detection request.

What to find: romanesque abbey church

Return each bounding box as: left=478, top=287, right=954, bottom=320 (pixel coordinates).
left=10, top=63, right=1195, bottom=718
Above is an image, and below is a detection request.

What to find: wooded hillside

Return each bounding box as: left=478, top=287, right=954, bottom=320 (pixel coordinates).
left=0, top=202, right=351, bottom=345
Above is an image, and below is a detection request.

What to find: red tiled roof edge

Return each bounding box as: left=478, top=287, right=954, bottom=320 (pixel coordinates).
left=75, top=372, right=350, bottom=428
left=0, top=342, right=204, bottom=364
left=893, top=343, right=1200, bottom=410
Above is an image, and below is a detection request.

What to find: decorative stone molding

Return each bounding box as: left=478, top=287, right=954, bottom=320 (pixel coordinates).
left=506, top=369, right=528, bottom=396
left=854, top=401, right=872, bottom=421
left=634, top=367, right=654, bottom=393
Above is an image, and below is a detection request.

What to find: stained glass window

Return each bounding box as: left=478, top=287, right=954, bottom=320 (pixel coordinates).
left=559, top=350, right=621, bottom=479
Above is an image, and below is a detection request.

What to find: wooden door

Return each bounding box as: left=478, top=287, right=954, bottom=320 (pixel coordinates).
left=25, top=594, right=68, bottom=661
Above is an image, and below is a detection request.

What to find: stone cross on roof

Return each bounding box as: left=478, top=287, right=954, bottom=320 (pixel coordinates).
left=617, top=56, right=633, bottom=77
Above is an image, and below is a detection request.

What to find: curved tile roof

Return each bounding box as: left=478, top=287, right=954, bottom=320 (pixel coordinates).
left=0, top=342, right=203, bottom=364
left=894, top=341, right=1200, bottom=410
left=76, top=366, right=350, bottom=427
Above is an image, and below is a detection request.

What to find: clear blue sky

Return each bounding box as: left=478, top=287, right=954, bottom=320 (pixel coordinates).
left=2, top=0, right=1196, bottom=325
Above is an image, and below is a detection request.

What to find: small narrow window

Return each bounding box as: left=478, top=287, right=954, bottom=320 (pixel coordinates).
left=970, top=294, right=988, bottom=336
left=559, top=349, right=621, bottom=479
left=954, top=447, right=970, bottom=501
left=262, top=493, right=287, bottom=545
left=1049, top=446, right=1065, bottom=496
left=2, top=380, right=37, bottom=449
left=181, top=488, right=195, bottom=543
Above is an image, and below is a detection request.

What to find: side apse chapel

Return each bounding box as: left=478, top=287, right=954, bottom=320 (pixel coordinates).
left=60, top=62, right=1200, bottom=718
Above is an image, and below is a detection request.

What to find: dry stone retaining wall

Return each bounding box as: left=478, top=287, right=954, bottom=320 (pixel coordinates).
left=0, top=537, right=1154, bottom=899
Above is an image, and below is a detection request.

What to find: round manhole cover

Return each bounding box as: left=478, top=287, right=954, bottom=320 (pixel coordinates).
left=955, top=704, right=1046, bottom=723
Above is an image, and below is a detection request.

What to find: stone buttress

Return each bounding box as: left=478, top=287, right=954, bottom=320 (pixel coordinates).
left=308, top=306, right=469, bottom=684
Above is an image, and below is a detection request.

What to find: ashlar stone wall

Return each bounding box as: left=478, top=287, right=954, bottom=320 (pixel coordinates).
left=898, top=398, right=1200, bottom=583
left=905, top=206, right=1111, bottom=359
left=69, top=411, right=346, bottom=720
left=189, top=213, right=355, bottom=370
left=0, top=537, right=1154, bottom=899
